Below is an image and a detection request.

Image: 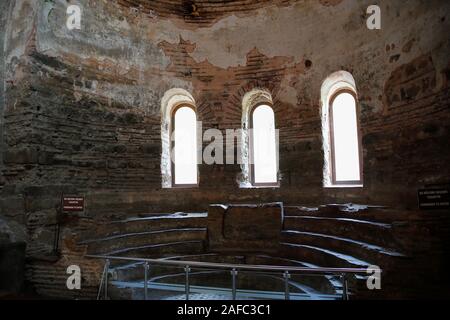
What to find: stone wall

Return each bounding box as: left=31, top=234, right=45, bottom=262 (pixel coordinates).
left=2, top=0, right=448, bottom=213
left=207, top=203, right=283, bottom=253
left=0, top=0, right=449, bottom=298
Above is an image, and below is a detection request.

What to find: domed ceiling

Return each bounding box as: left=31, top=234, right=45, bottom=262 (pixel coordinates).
left=116, top=0, right=305, bottom=25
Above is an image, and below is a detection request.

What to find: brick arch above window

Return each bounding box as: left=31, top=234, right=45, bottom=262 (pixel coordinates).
left=160, top=88, right=196, bottom=188
left=240, top=88, right=277, bottom=188
left=321, top=71, right=363, bottom=188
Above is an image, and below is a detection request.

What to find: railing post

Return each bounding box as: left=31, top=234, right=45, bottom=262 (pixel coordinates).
left=341, top=273, right=349, bottom=301
left=231, top=268, right=238, bottom=300
left=96, top=260, right=107, bottom=300
left=283, top=271, right=291, bottom=300
left=104, top=259, right=110, bottom=300
left=144, top=262, right=149, bottom=300
left=185, top=265, right=191, bottom=301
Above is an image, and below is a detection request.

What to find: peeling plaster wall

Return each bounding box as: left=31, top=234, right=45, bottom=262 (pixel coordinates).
left=0, top=0, right=38, bottom=294
left=0, top=0, right=448, bottom=215
left=1, top=0, right=39, bottom=231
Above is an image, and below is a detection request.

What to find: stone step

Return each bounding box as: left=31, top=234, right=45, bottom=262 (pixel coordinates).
left=280, top=242, right=371, bottom=269
left=81, top=228, right=207, bottom=254
left=98, top=240, right=206, bottom=264
left=283, top=216, right=398, bottom=248
left=150, top=271, right=330, bottom=296
left=281, top=230, right=407, bottom=268
left=109, top=253, right=341, bottom=295
left=160, top=254, right=340, bottom=295
left=81, top=212, right=208, bottom=239
left=243, top=255, right=340, bottom=295
left=284, top=205, right=426, bottom=224
left=111, top=254, right=245, bottom=281
left=108, top=269, right=342, bottom=300
left=272, top=250, right=373, bottom=298
left=107, top=280, right=343, bottom=301
left=161, top=253, right=246, bottom=264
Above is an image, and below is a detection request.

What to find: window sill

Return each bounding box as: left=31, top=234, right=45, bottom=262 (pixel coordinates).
left=239, top=183, right=280, bottom=189
left=324, top=184, right=363, bottom=189
left=170, top=184, right=199, bottom=189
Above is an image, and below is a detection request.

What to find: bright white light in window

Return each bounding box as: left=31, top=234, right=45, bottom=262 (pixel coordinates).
left=331, top=92, right=361, bottom=182
left=252, top=105, right=277, bottom=184
left=174, top=107, right=197, bottom=185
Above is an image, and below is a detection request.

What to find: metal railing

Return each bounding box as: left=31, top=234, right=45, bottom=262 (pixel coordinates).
left=87, top=254, right=372, bottom=301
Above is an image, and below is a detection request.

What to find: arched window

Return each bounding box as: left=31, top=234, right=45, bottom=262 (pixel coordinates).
left=172, top=105, right=198, bottom=186
left=240, top=89, right=279, bottom=188
left=250, top=104, right=278, bottom=186
left=160, top=88, right=197, bottom=188
left=321, top=71, right=363, bottom=187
